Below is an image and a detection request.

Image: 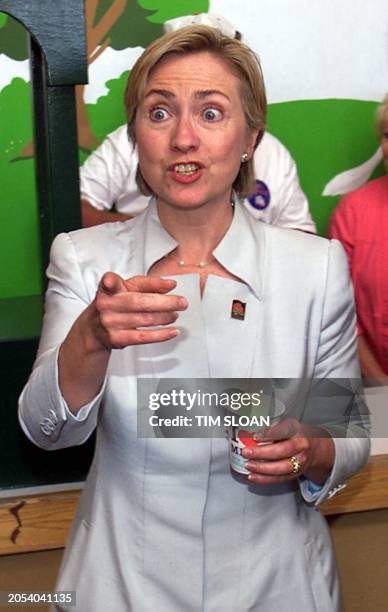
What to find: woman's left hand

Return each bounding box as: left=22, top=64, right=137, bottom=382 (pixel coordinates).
left=242, top=418, right=335, bottom=485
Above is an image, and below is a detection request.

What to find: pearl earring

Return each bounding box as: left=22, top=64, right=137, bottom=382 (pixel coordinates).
left=240, top=152, right=248, bottom=162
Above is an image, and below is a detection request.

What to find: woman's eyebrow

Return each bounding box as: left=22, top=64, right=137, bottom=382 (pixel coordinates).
left=144, top=89, right=174, bottom=99
left=144, top=89, right=230, bottom=101
left=194, top=89, right=230, bottom=101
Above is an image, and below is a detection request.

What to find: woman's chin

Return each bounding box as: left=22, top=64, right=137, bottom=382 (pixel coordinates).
left=156, top=188, right=209, bottom=210
left=156, top=187, right=233, bottom=213
left=160, top=198, right=210, bottom=212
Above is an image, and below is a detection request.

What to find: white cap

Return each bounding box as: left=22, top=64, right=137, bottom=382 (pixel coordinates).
left=163, top=13, right=238, bottom=40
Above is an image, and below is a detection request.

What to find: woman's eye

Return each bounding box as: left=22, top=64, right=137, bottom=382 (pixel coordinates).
left=202, top=107, right=222, bottom=122
left=150, top=108, right=169, bottom=122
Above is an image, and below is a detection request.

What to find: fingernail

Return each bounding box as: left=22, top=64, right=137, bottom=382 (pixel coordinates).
left=179, top=297, right=188, bottom=309
left=242, top=448, right=253, bottom=457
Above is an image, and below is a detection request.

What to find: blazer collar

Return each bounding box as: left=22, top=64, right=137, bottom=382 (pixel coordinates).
left=141, top=196, right=265, bottom=300
left=142, top=198, right=178, bottom=273
left=213, top=197, right=265, bottom=300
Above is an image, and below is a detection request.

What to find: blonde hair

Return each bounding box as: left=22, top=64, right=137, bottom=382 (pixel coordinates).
left=124, top=25, right=267, bottom=198
left=376, top=94, right=388, bottom=137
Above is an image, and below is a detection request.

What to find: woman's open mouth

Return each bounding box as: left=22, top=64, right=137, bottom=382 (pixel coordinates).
left=174, top=163, right=200, bottom=176
left=169, top=162, right=204, bottom=183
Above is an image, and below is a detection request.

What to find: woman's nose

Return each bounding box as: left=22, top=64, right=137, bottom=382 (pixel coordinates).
left=171, top=115, right=200, bottom=152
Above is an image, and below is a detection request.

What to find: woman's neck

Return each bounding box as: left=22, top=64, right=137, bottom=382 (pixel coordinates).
left=157, top=198, right=234, bottom=261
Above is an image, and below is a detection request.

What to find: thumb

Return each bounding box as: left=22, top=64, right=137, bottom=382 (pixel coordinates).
left=98, top=272, right=127, bottom=295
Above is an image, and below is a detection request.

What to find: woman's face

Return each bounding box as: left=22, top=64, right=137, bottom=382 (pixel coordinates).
left=135, top=51, right=258, bottom=212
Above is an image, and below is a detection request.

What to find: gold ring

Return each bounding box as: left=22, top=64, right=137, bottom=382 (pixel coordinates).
left=289, top=455, right=302, bottom=474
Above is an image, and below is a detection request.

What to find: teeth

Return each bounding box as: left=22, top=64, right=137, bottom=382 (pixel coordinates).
left=174, top=163, right=199, bottom=174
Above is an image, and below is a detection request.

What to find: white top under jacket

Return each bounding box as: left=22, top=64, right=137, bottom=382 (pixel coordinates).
left=18, top=200, right=369, bottom=612
left=80, top=125, right=316, bottom=233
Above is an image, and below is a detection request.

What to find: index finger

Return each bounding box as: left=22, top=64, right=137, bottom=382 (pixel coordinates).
left=124, top=276, right=178, bottom=294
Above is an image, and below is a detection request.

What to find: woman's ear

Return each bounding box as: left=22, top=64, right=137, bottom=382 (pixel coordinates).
left=246, top=129, right=263, bottom=159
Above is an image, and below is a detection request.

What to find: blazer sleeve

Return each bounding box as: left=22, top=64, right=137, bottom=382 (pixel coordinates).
left=300, top=239, right=370, bottom=505
left=18, top=233, right=104, bottom=450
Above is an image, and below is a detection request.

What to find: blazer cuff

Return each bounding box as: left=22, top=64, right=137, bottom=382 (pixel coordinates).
left=19, top=346, right=105, bottom=450
left=299, top=435, right=370, bottom=506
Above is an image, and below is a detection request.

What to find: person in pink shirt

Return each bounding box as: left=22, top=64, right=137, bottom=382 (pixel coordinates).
left=329, top=95, right=388, bottom=384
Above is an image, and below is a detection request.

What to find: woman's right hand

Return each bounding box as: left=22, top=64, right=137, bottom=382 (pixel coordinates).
left=59, top=273, right=188, bottom=413
left=91, top=272, right=188, bottom=350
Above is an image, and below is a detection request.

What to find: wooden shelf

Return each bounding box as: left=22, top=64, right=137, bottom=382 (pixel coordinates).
left=1, top=455, right=387, bottom=555
left=0, top=490, right=80, bottom=555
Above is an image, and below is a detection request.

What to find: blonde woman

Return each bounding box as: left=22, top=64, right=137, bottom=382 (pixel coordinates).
left=20, top=26, right=368, bottom=611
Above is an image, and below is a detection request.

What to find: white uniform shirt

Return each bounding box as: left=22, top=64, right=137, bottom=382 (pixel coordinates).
left=19, top=201, right=368, bottom=612
left=80, top=125, right=316, bottom=232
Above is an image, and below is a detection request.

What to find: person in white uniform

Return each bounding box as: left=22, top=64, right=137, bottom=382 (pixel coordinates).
left=19, top=25, right=368, bottom=612
left=80, top=14, right=316, bottom=234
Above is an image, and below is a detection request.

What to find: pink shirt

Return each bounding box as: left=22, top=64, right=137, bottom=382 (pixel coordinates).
left=328, top=175, right=388, bottom=374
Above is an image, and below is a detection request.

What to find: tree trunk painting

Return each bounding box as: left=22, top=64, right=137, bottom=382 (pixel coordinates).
left=76, top=0, right=128, bottom=150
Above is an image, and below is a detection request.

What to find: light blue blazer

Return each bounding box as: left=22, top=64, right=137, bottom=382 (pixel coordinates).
left=19, top=201, right=369, bottom=611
